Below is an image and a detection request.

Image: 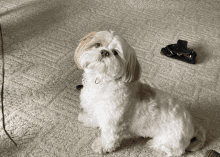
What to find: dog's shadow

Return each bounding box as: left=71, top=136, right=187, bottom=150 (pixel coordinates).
left=115, top=137, right=151, bottom=152
left=189, top=100, right=220, bottom=150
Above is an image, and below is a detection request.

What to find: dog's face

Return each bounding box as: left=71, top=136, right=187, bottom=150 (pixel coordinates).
left=74, top=30, right=141, bottom=82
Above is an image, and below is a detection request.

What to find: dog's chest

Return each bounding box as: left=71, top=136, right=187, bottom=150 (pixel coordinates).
left=80, top=75, right=134, bottom=108
left=82, top=80, right=125, bottom=102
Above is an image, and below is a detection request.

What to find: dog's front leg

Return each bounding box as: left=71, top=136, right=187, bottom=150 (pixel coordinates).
left=92, top=118, right=122, bottom=154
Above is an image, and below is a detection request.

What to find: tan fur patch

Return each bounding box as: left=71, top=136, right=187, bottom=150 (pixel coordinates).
left=74, top=32, right=97, bottom=69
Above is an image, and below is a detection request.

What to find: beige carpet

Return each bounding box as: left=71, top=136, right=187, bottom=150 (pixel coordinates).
left=0, top=0, right=220, bottom=156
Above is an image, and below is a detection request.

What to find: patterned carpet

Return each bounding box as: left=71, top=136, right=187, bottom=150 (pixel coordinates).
left=0, top=0, right=220, bottom=156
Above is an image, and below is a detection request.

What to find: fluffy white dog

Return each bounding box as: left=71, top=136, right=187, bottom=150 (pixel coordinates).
left=74, top=30, right=206, bottom=156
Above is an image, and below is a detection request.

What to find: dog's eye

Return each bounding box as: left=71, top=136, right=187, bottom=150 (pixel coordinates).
left=94, top=43, right=101, bottom=48
left=112, top=50, right=118, bottom=55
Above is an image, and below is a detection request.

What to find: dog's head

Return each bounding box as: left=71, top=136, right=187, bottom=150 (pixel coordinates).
left=74, top=30, right=141, bottom=82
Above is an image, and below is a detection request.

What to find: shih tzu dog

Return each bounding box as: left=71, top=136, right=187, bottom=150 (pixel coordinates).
left=74, top=30, right=206, bottom=156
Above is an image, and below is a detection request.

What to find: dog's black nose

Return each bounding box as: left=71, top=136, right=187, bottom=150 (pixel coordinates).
left=101, top=50, right=109, bottom=57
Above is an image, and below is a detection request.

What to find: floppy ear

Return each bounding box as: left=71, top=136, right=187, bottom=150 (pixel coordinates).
left=122, top=44, right=141, bottom=83
left=74, top=32, right=97, bottom=69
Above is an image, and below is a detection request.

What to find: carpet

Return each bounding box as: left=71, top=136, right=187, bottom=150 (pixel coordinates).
left=0, top=0, right=220, bottom=156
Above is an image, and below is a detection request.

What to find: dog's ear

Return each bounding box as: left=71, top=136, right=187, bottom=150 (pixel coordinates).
left=74, top=32, right=97, bottom=69
left=122, top=44, right=141, bottom=83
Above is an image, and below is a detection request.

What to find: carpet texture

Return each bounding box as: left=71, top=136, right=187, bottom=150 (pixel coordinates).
left=0, top=0, right=220, bottom=156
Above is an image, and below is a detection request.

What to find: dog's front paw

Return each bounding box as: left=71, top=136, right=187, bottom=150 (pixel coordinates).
left=92, top=137, right=104, bottom=154
left=78, top=112, right=87, bottom=123
left=78, top=112, right=98, bottom=127
left=92, top=137, right=117, bottom=154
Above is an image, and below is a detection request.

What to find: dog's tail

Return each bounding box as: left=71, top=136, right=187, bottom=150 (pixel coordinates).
left=185, top=123, right=206, bottom=152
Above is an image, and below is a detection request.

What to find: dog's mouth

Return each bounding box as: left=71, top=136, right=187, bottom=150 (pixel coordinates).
left=97, top=56, right=104, bottom=62
left=87, top=58, right=106, bottom=71
left=85, top=53, right=125, bottom=80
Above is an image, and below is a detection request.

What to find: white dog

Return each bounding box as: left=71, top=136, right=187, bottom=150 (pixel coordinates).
left=74, top=30, right=206, bottom=156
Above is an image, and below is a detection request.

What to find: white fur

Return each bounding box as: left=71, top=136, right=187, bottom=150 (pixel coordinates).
left=74, top=31, right=206, bottom=156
